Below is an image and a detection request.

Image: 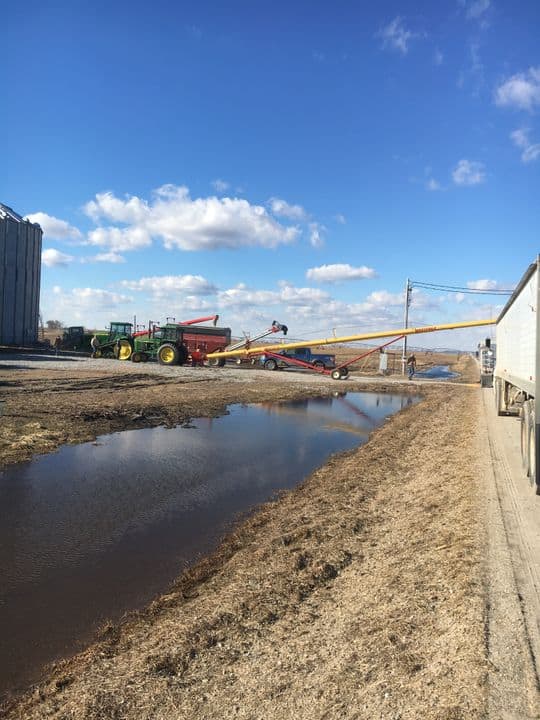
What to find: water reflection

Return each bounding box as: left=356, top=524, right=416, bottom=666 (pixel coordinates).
left=0, top=390, right=417, bottom=698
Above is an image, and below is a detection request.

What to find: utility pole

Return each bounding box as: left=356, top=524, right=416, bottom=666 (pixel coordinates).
left=401, top=278, right=411, bottom=375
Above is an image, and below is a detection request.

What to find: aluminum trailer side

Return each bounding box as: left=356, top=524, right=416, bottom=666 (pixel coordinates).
left=493, top=256, right=540, bottom=493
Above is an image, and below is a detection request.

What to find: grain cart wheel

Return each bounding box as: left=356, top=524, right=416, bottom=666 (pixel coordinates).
left=521, top=401, right=531, bottom=475
left=206, top=348, right=226, bottom=367
left=264, top=358, right=278, bottom=371
left=131, top=351, right=142, bottom=363
left=177, top=344, right=189, bottom=366
left=117, top=338, right=133, bottom=361
left=92, top=349, right=103, bottom=359
left=158, top=343, right=180, bottom=366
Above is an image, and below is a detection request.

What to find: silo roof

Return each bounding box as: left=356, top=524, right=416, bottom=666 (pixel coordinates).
left=0, top=203, right=25, bottom=222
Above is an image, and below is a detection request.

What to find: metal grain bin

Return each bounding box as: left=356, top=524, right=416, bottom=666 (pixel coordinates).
left=0, top=203, right=42, bottom=345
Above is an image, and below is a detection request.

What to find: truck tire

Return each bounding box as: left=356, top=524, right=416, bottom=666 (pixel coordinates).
left=494, top=378, right=505, bottom=416
left=158, top=343, right=180, bottom=365
left=521, top=401, right=531, bottom=475
left=527, top=401, right=537, bottom=491
left=264, top=358, right=278, bottom=371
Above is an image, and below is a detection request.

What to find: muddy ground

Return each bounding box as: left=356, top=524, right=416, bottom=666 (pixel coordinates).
left=0, top=353, right=494, bottom=718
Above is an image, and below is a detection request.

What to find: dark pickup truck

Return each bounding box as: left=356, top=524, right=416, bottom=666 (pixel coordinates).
left=260, top=347, right=336, bottom=371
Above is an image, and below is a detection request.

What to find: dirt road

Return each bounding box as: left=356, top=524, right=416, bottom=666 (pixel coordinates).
left=1, top=353, right=538, bottom=719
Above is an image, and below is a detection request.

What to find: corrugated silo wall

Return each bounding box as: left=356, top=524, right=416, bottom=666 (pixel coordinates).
left=0, top=216, right=42, bottom=345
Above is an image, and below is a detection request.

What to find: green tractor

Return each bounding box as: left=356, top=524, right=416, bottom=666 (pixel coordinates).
left=131, top=324, right=189, bottom=365
left=61, top=326, right=93, bottom=351
left=91, top=322, right=134, bottom=360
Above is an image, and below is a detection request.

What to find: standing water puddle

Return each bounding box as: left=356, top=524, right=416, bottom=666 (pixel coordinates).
left=0, top=391, right=417, bottom=697
left=414, top=364, right=458, bottom=380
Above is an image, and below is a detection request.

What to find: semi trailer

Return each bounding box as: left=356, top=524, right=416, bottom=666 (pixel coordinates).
left=493, top=256, right=539, bottom=493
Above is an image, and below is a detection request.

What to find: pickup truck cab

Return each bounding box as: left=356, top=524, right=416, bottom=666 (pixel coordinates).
left=260, top=347, right=336, bottom=371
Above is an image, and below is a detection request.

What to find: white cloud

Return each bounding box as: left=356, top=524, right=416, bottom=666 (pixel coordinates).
left=309, top=222, right=325, bottom=248
left=426, top=178, right=441, bottom=191
left=510, top=128, right=540, bottom=163
left=211, top=179, right=230, bottom=193
left=87, top=226, right=152, bottom=252
left=466, top=0, right=490, bottom=19
left=434, top=49, right=444, bottom=66
left=494, top=67, right=540, bottom=111
left=467, top=279, right=513, bottom=291
left=88, top=252, right=127, bottom=264
left=26, top=212, right=82, bottom=240
left=378, top=17, right=416, bottom=55
left=51, top=286, right=133, bottom=310
left=335, top=214, right=346, bottom=225
left=84, top=185, right=299, bottom=252
left=364, top=290, right=403, bottom=307
left=306, top=263, right=377, bottom=283
left=452, top=159, right=486, bottom=186
left=269, top=197, right=308, bottom=221
left=120, top=274, right=217, bottom=297
left=42, top=248, right=74, bottom=267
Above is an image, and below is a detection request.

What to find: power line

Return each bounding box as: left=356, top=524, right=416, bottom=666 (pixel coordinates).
left=411, top=280, right=512, bottom=296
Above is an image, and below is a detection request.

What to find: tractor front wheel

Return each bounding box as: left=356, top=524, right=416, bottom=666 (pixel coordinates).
left=158, top=343, right=180, bottom=365
left=131, top=351, right=143, bottom=363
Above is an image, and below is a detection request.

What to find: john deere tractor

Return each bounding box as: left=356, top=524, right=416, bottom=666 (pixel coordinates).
left=91, top=322, right=134, bottom=360
left=131, top=324, right=189, bottom=365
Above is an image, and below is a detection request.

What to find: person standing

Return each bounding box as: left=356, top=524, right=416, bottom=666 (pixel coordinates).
left=407, top=354, right=417, bottom=380
left=53, top=336, right=62, bottom=356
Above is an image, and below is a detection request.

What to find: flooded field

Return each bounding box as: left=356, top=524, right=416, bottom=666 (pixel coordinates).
left=0, top=390, right=416, bottom=697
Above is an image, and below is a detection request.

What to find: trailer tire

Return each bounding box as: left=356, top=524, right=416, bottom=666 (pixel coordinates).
left=158, top=343, right=180, bottom=365
left=494, top=378, right=505, bottom=416
left=331, top=369, right=342, bottom=380
left=527, top=402, right=537, bottom=490
left=264, top=358, right=278, bottom=371
left=206, top=348, right=226, bottom=367
left=340, top=368, right=349, bottom=379
left=521, top=401, right=531, bottom=475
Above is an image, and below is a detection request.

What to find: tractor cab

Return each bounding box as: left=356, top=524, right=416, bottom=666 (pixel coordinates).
left=108, top=322, right=133, bottom=339
left=61, top=326, right=89, bottom=350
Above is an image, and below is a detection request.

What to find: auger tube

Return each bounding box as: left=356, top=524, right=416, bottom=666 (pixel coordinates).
left=205, top=318, right=496, bottom=361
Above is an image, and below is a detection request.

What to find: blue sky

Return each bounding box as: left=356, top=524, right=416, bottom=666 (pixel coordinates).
left=2, top=0, right=539, bottom=349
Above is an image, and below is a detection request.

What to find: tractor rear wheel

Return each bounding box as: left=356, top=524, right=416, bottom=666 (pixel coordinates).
left=117, top=338, right=133, bottom=361
left=158, top=343, right=180, bottom=365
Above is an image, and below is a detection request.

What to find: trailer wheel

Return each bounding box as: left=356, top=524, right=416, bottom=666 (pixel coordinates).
left=117, top=338, right=133, bottom=361
left=331, top=369, right=342, bottom=380
left=158, top=343, right=180, bottom=365
left=264, top=358, right=278, bottom=371
left=206, top=348, right=226, bottom=367
left=521, top=401, right=531, bottom=475
left=494, top=378, right=505, bottom=416
left=527, top=402, right=537, bottom=490
left=340, top=368, right=349, bottom=379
